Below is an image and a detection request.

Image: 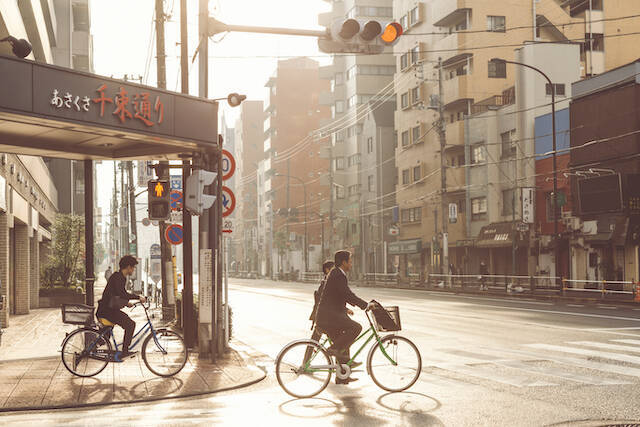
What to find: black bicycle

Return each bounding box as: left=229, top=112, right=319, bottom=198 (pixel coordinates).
left=60, top=302, right=188, bottom=377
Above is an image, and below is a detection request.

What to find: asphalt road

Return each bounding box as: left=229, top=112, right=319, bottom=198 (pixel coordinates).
left=3, top=278, right=640, bottom=426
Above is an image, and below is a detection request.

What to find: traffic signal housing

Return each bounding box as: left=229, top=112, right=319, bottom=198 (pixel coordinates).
left=319, top=19, right=403, bottom=54
left=185, top=169, right=218, bottom=215
left=147, top=180, right=170, bottom=220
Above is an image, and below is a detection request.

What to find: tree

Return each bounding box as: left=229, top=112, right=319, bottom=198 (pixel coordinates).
left=41, top=214, right=85, bottom=288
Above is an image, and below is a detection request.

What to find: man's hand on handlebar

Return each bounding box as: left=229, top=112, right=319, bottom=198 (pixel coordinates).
left=365, top=301, right=378, bottom=311
left=139, top=296, right=147, bottom=304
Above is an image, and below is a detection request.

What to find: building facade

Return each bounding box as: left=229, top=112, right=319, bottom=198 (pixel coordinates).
left=263, top=57, right=330, bottom=276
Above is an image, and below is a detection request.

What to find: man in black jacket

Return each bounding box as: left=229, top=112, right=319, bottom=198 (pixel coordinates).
left=96, top=255, right=146, bottom=358
left=315, top=250, right=374, bottom=384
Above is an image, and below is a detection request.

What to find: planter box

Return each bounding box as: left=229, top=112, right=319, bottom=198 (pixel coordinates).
left=39, top=292, right=85, bottom=308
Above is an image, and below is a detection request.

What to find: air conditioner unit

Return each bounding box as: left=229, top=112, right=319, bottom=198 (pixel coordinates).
left=569, top=217, right=582, bottom=231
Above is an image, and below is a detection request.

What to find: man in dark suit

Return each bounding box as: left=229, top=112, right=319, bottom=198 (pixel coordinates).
left=315, top=250, right=374, bottom=384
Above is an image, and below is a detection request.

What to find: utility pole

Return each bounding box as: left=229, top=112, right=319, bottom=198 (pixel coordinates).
left=112, top=161, right=118, bottom=266
left=437, top=57, right=448, bottom=275
left=328, top=140, right=334, bottom=261
left=120, top=162, right=129, bottom=256
left=155, top=0, right=173, bottom=320
left=127, top=161, right=138, bottom=291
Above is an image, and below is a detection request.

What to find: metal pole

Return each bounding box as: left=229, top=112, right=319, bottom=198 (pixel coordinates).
left=207, top=18, right=327, bottom=38
left=126, top=161, right=138, bottom=259
left=303, top=182, right=307, bottom=272
left=84, top=159, right=95, bottom=306
left=438, top=57, right=448, bottom=275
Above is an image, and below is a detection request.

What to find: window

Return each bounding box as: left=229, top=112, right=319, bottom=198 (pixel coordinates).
left=488, top=60, right=506, bottom=78
left=400, top=53, right=409, bottom=70
left=72, top=3, right=90, bottom=31
left=348, top=153, right=361, bottom=167
left=346, top=65, right=357, bottom=80
left=458, top=155, right=465, bottom=166
left=335, top=100, right=344, bottom=114
left=546, top=192, right=561, bottom=221
left=412, top=126, right=421, bottom=143
left=368, top=175, right=374, bottom=192
left=401, top=92, right=409, bottom=109
left=347, top=95, right=357, bottom=109
left=401, top=130, right=410, bottom=147
left=399, top=15, right=408, bottom=31
left=501, top=129, right=516, bottom=157
left=367, top=137, right=374, bottom=153
left=72, top=55, right=90, bottom=71
left=502, top=188, right=516, bottom=216
left=410, top=46, right=420, bottom=65
left=545, top=83, right=566, bottom=97
left=347, top=124, right=362, bottom=137
left=411, top=85, right=421, bottom=104
left=348, top=184, right=360, bottom=197
left=335, top=157, right=345, bottom=170
left=409, top=6, right=420, bottom=26
left=335, top=185, right=345, bottom=199
left=471, top=144, right=486, bottom=164
left=471, top=197, right=487, bottom=219
left=335, top=129, right=345, bottom=142
left=401, top=207, right=422, bottom=223
left=487, top=16, right=506, bottom=32
left=413, top=166, right=421, bottom=182
left=335, top=72, right=344, bottom=85
left=402, top=169, right=410, bottom=185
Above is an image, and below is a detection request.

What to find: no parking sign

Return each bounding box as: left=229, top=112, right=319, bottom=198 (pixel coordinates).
left=165, top=224, right=183, bottom=245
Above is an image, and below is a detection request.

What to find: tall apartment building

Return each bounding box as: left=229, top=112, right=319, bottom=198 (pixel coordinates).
left=233, top=101, right=264, bottom=275
left=392, top=0, right=640, bottom=279
left=318, top=0, right=396, bottom=277
left=0, top=2, right=61, bottom=325
left=262, top=57, right=330, bottom=276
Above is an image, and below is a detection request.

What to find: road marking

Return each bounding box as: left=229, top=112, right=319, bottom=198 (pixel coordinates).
left=587, top=327, right=640, bottom=331
left=597, top=306, right=618, bottom=310
left=566, top=304, right=584, bottom=307
left=433, top=362, right=557, bottom=387
left=426, top=293, right=555, bottom=306
left=568, top=341, right=640, bottom=354
left=525, top=343, right=640, bottom=365
left=612, top=339, right=640, bottom=346
left=494, top=359, right=628, bottom=385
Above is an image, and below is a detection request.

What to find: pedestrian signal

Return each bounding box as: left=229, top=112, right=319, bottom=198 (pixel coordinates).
left=147, top=180, right=170, bottom=220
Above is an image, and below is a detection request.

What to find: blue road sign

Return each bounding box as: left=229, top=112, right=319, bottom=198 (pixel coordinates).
left=165, top=224, right=183, bottom=245
left=170, top=175, right=182, bottom=190
left=170, top=190, right=183, bottom=210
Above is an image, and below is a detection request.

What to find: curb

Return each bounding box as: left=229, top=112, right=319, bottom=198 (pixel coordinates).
left=0, top=345, right=267, bottom=414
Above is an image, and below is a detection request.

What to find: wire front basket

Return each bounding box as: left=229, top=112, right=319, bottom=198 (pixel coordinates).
left=371, top=305, right=401, bottom=332
left=61, top=303, right=94, bottom=325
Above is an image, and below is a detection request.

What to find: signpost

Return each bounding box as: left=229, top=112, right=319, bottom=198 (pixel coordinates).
left=165, top=224, right=184, bottom=245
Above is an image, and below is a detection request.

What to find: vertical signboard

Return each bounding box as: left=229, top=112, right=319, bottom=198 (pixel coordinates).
left=199, top=248, right=213, bottom=323
left=0, top=175, right=6, bottom=212
left=522, top=188, right=534, bottom=224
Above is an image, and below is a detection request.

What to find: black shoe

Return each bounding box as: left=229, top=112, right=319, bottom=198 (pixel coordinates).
left=335, top=377, right=359, bottom=385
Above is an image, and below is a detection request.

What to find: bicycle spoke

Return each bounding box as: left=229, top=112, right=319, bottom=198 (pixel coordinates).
left=368, top=335, right=421, bottom=392
left=142, top=329, right=187, bottom=377
left=61, top=329, right=111, bottom=377
left=276, top=341, right=333, bottom=398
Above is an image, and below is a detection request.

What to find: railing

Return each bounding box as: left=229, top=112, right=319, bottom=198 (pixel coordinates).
left=428, top=274, right=561, bottom=294
left=301, top=272, right=323, bottom=283
left=364, top=273, right=399, bottom=285
left=562, top=279, right=637, bottom=299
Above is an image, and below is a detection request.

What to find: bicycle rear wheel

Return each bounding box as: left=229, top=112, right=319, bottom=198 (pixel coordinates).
left=367, top=334, right=421, bottom=392
left=61, top=328, right=111, bottom=377
left=275, top=340, right=333, bottom=398
left=142, top=328, right=188, bottom=377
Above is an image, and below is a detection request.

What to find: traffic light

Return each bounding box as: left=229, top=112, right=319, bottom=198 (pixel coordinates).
left=147, top=180, right=170, bottom=220
left=319, top=19, right=403, bottom=54
left=185, top=169, right=218, bottom=215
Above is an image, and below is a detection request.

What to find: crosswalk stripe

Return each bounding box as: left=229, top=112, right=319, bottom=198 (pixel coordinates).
left=494, top=346, right=640, bottom=379
left=494, top=359, right=629, bottom=385
left=525, top=343, right=640, bottom=365
left=612, top=339, right=640, bottom=346
left=569, top=341, right=640, bottom=354
left=433, top=362, right=557, bottom=387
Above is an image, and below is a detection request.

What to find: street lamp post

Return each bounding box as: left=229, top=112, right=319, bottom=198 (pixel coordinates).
left=275, top=173, right=308, bottom=272
left=491, top=58, right=559, bottom=282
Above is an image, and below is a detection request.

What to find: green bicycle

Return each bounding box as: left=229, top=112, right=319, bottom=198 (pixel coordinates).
left=275, top=302, right=421, bottom=398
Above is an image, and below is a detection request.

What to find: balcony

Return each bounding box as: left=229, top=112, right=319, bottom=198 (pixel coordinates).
left=470, top=87, right=515, bottom=115
left=446, top=165, right=466, bottom=193
left=442, top=74, right=471, bottom=107
left=264, top=137, right=272, bottom=153
left=432, top=1, right=471, bottom=28
left=445, top=121, right=465, bottom=147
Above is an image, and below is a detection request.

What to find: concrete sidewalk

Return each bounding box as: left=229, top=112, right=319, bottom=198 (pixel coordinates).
left=0, top=343, right=265, bottom=412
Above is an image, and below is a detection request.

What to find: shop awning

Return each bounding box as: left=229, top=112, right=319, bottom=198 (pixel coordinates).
left=476, top=222, right=513, bottom=248
left=0, top=55, right=219, bottom=160
left=583, top=216, right=628, bottom=246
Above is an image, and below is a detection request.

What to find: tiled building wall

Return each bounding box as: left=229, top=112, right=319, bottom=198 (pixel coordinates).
left=14, top=223, right=30, bottom=314
left=29, top=235, right=39, bottom=310
left=0, top=212, right=8, bottom=327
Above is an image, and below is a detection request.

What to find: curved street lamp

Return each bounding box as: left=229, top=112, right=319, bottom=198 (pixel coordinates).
left=491, top=58, right=559, bottom=283
left=1, top=36, right=32, bottom=59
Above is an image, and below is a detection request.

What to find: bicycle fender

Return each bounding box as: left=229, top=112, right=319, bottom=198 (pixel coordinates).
left=275, top=339, right=323, bottom=365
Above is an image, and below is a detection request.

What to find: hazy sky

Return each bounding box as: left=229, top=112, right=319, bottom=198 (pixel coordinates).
left=91, top=0, right=331, bottom=217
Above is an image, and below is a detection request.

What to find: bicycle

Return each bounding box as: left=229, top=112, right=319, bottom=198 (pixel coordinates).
left=275, top=301, right=421, bottom=398
left=60, top=302, right=188, bottom=377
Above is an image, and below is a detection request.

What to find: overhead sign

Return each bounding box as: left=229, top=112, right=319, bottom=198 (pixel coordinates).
left=221, top=149, right=236, bottom=181
left=165, top=224, right=184, bottom=245
left=170, top=190, right=183, bottom=210
left=221, top=186, right=236, bottom=218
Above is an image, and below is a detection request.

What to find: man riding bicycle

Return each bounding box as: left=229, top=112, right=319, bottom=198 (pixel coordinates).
left=315, top=250, right=375, bottom=384
left=96, top=255, right=146, bottom=358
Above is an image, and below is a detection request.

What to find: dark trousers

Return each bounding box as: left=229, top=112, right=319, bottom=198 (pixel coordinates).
left=322, top=316, right=362, bottom=364
left=97, top=308, right=135, bottom=353
left=303, top=327, right=323, bottom=366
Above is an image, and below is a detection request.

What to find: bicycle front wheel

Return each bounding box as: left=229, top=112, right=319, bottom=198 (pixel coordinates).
left=61, top=328, right=111, bottom=377
left=367, top=334, right=421, bottom=392
left=142, top=328, right=188, bottom=377
left=275, top=340, right=332, bottom=398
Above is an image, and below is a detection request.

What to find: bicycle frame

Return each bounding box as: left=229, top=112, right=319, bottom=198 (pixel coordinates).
left=303, top=310, right=398, bottom=372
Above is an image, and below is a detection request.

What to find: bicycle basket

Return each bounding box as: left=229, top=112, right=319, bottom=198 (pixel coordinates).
left=371, top=305, right=401, bottom=332
left=61, top=304, right=94, bottom=325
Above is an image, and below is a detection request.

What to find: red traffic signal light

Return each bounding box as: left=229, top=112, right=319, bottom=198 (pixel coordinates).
left=381, top=22, right=402, bottom=44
